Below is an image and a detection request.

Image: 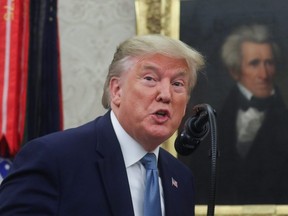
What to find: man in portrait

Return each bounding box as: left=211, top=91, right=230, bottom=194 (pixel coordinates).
left=179, top=0, right=288, bottom=205
left=215, top=23, right=288, bottom=204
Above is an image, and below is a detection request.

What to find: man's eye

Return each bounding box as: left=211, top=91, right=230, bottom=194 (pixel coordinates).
left=144, top=76, right=154, bottom=81
left=249, top=59, right=260, bottom=67
left=265, top=60, right=275, bottom=66
left=173, top=81, right=184, bottom=87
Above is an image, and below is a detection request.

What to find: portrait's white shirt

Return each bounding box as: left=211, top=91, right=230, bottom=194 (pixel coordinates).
left=236, top=108, right=265, bottom=143
left=236, top=84, right=267, bottom=143
left=110, top=111, right=165, bottom=216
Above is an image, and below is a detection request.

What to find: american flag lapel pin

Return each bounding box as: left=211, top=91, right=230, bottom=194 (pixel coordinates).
left=171, top=177, right=178, bottom=188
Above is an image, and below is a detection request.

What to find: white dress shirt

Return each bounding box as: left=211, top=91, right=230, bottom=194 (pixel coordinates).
left=110, top=111, right=165, bottom=216
left=236, top=84, right=271, bottom=143
left=235, top=84, right=274, bottom=156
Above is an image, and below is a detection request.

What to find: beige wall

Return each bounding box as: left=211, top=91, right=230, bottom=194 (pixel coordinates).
left=58, top=0, right=136, bottom=129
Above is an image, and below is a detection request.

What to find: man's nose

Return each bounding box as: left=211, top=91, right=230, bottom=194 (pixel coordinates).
left=156, top=81, right=172, bottom=103
left=258, top=63, right=270, bottom=79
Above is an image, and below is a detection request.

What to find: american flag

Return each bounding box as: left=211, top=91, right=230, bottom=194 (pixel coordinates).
left=171, top=177, right=178, bottom=188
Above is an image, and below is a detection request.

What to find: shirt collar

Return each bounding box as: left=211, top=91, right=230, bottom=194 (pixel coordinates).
left=110, top=111, right=160, bottom=168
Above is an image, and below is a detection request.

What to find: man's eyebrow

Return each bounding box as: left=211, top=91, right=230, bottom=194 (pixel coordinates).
left=176, top=70, right=188, bottom=76
left=142, top=64, right=188, bottom=77
left=143, top=64, right=187, bottom=72
left=142, top=64, right=158, bottom=71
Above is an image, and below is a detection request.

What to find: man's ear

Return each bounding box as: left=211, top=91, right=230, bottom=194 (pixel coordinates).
left=109, top=77, right=121, bottom=106
left=229, top=69, right=240, bottom=81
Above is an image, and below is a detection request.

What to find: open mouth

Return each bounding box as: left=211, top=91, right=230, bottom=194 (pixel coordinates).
left=155, top=110, right=170, bottom=118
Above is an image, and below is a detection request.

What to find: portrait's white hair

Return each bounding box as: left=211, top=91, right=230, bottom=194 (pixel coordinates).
left=221, top=24, right=280, bottom=75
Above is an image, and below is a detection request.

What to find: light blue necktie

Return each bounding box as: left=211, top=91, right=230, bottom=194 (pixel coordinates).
left=141, top=153, right=162, bottom=216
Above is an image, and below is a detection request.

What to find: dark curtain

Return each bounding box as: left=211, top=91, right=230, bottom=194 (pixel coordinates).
left=24, top=0, right=63, bottom=143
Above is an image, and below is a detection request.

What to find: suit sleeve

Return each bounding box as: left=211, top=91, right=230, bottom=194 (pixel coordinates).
left=0, top=139, right=60, bottom=215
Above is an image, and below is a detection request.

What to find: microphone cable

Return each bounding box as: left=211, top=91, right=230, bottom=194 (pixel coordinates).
left=205, top=104, right=218, bottom=216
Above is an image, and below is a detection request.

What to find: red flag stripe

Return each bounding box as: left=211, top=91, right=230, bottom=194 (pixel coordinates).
left=1, top=0, right=14, bottom=136
left=18, top=0, right=29, bottom=145
left=0, top=0, right=29, bottom=156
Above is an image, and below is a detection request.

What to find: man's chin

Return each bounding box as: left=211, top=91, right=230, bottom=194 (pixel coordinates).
left=149, top=131, right=174, bottom=143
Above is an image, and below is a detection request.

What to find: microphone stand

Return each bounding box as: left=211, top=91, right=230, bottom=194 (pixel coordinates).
left=175, top=104, right=218, bottom=216
left=205, top=104, right=218, bottom=216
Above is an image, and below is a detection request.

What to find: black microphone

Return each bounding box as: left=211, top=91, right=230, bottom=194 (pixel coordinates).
left=175, top=104, right=211, bottom=156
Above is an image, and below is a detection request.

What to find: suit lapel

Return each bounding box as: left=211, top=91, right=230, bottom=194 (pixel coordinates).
left=95, top=112, right=134, bottom=216
left=158, top=150, right=182, bottom=216
left=97, top=154, right=134, bottom=216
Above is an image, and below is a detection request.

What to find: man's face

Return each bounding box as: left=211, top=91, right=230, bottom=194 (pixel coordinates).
left=234, top=42, right=276, bottom=98
left=110, top=54, right=190, bottom=151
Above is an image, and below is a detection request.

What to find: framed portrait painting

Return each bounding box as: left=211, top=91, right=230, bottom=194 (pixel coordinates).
left=179, top=0, right=288, bottom=207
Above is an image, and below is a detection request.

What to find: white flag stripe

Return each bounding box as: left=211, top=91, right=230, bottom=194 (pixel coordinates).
left=2, top=0, right=13, bottom=134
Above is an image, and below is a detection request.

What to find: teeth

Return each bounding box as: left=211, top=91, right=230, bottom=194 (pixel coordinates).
left=156, top=111, right=166, bottom=116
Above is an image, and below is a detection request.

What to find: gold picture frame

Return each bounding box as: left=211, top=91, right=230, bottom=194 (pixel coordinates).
left=135, top=0, right=288, bottom=215
left=135, top=0, right=179, bottom=39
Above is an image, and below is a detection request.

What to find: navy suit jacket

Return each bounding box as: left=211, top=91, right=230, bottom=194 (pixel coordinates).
left=0, top=111, right=195, bottom=215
